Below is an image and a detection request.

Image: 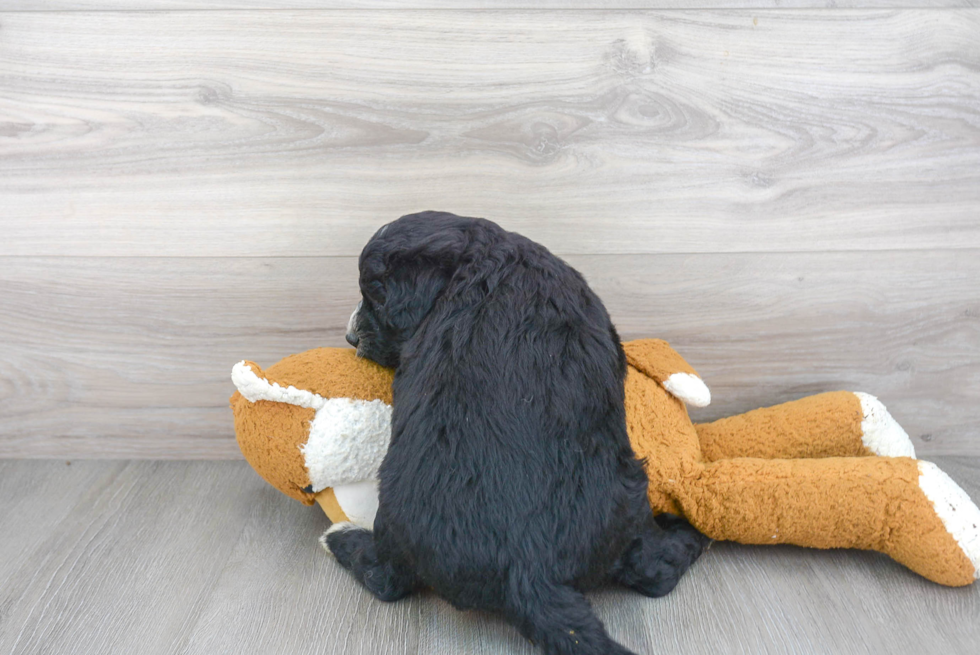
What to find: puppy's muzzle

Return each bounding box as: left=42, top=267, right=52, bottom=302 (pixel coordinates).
left=346, top=301, right=362, bottom=348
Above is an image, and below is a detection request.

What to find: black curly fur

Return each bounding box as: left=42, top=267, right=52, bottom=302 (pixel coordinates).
left=333, top=211, right=708, bottom=655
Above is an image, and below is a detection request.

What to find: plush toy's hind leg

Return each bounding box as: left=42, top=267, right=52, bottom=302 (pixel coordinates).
left=612, top=513, right=710, bottom=598
left=321, top=523, right=421, bottom=601
left=694, top=391, right=914, bottom=461
left=680, top=456, right=979, bottom=586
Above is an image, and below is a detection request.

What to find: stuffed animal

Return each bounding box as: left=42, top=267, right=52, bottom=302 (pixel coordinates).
left=229, top=340, right=980, bottom=587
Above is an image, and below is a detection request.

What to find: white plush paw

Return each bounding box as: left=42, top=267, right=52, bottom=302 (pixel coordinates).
left=662, top=373, right=711, bottom=408
left=854, top=392, right=915, bottom=458
left=918, top=461, right=980, bottom=580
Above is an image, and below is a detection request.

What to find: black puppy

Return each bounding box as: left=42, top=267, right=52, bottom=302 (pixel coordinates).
left=328, top=211, right=706, bottom=655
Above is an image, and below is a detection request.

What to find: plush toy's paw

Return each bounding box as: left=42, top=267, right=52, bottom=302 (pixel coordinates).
left=662, top=373, right=711, bottom=408
left=854, top=392, right=915, bottom=458
left=917, top=461, right=980, bottom=583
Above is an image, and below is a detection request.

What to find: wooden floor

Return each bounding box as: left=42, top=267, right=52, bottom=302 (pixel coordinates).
left=1, top=457, right=978, bottom=655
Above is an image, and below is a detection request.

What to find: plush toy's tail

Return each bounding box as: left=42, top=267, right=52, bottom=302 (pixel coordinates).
left=623, top=339, right=711, bottom=407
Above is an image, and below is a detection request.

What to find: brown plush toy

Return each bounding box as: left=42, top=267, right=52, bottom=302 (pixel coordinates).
left=230, top=340, right=980, bottom=587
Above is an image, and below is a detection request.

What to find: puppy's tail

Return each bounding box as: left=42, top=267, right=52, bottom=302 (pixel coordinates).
left=505, top=579, right=637, bottom=655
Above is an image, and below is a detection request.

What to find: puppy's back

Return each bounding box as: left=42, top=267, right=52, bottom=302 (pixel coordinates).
left=375, top=216, right=646, bottom=604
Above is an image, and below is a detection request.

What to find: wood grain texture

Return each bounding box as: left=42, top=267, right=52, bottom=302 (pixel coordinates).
left=8, top=2, right=980, bottom=9
left=0, top=459, right=978, bottom=654
left=1, top=10, right=979, bottom=256
left=1, top=251, right=977, bottom=458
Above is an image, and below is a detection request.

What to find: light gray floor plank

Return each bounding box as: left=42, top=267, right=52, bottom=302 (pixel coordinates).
left=0, top=459, right=978, bottom=654
left=2, top=251, right=977, bottom=458
left=7, top=2, right=980, bottom=10
left=177, top=475, right=422, bottom=655
left=1, top=10, right=978, bottom=256
left=0, top=461, right=255, bottom=655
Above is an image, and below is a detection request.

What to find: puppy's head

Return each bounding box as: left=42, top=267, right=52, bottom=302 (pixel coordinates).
left=347, top=212, right=476, bottom=368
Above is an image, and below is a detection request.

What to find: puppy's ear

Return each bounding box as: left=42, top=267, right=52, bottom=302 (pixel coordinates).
left=385, top=230, right=470, bottom=330
left=393, top=228, right=470, bottom=271
left=360, top=221, right=469, bottom=295
left=364, top=222, right=472, bottom=334
left=384, top=265, right=454, bottom=334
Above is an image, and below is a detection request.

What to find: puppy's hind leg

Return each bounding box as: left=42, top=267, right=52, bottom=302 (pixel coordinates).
left=321, top=523, right=420, bottom=602
left=505, top=579, right=637, bottom=655
left=613, top=513, right=709, bottom=599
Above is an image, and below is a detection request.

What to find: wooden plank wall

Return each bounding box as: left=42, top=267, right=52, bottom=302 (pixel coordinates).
left=1, top=4, right=978, bottom=458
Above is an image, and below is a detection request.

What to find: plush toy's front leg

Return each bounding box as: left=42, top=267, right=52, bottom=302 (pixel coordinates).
left=673, top=456, right=979, bottom=586
left=694, top=391, right=915, bottom=461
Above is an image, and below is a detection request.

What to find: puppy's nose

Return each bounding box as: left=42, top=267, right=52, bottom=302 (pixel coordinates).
left=346, top=331, right=359, bottom=348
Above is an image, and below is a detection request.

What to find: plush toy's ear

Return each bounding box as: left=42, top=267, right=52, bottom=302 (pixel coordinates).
left=623, top=339, right=711, bottom=408
left=230, top=361, right=318, bottom=505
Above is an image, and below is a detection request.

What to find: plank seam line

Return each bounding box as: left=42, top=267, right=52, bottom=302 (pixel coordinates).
left=2, top=7, right=979, bottom=13
left=1, top=247, right=979, bottom=260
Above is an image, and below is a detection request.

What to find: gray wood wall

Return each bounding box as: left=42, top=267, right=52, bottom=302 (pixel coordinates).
left=1, top=3, right=978, bottom=458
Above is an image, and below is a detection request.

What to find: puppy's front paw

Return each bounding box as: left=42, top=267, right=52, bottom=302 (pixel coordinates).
left=319, top=521, right=365, bottom=565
